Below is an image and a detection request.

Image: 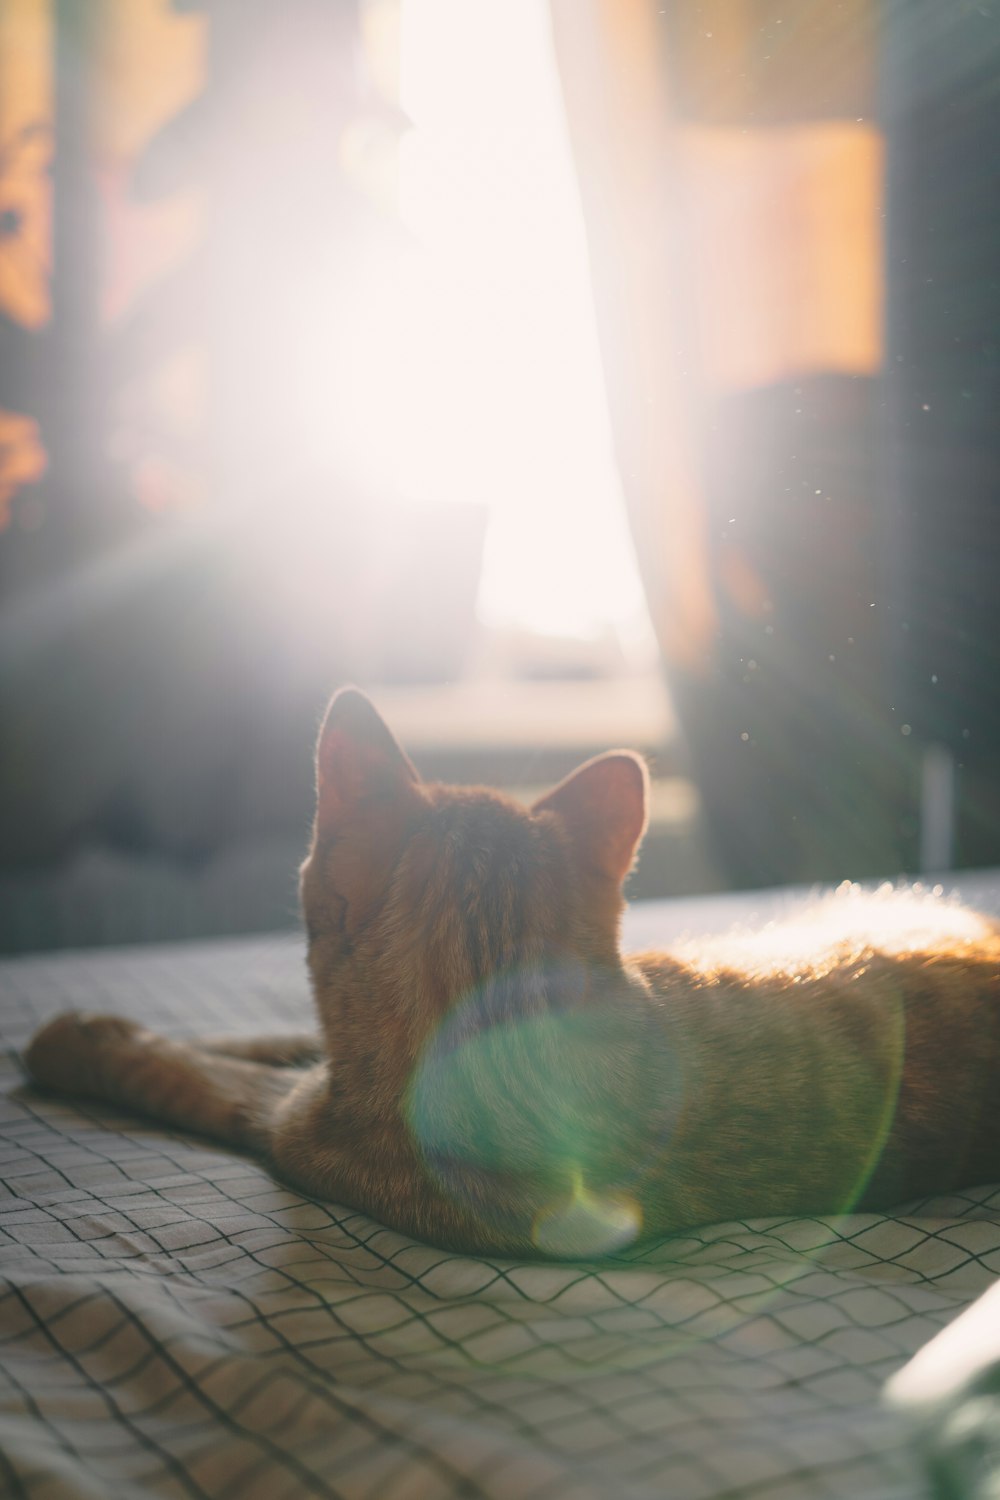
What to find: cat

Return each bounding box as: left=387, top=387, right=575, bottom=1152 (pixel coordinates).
left=25, top=687, right=1000, bottom=1258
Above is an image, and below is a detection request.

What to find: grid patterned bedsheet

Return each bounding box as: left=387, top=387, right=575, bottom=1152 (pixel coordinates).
left=2, top=882, right=1000, bottom=1500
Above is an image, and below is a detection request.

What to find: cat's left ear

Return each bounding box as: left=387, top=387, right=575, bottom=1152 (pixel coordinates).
left=315, top=687, right=421, bottom=833
left=533, top=751, right=649, bottom=884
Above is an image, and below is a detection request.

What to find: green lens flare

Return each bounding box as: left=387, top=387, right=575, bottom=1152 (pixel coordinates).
left=404, top=960, right=908, bottom=1259
left=403, top=963, right=668, bottom=1242
left=532, top=1168, right=643, bottom=1256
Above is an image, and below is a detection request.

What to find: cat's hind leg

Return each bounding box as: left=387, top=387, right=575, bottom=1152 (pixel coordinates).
left=24, top=1013, right=313, bottom=1152
left=195, top=1034, right=323, bottom=1067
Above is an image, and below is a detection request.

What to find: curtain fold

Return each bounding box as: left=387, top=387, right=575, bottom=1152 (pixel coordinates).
left=550, top=0, right=900, bottom=887
left=550, top=0, right=715, bottom=674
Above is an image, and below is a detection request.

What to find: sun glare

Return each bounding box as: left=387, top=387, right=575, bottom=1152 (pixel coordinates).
left=386, top=0, right=647, bottom=642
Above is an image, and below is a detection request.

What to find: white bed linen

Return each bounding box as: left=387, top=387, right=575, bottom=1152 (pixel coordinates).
left=2, top=880, right=999, bottom=1500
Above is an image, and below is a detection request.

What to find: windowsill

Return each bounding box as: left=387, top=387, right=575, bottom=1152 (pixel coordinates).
left=367, top=672, right=675, bottom=755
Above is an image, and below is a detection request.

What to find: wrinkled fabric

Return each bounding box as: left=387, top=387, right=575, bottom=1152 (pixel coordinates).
left=2, top=892, right=999, bottom=1499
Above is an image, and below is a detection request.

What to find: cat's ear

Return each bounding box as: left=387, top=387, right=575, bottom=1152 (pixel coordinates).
left=315, top=687, right=421, bottom=832
left=533, top=752, right=649, bottom=884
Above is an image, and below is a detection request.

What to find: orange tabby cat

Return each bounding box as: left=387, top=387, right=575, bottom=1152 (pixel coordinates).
left=25, top=688, right=1000, bottom=1257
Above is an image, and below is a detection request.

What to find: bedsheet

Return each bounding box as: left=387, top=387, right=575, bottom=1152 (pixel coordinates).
left=2, top=880, right=1000, bottom=1500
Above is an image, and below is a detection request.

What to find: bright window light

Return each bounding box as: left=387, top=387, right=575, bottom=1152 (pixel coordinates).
left=394, top=0, right=649, bottom=645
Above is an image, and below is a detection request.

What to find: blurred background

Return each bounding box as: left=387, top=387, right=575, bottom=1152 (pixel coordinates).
left=1, top=0, right=998, bottom=952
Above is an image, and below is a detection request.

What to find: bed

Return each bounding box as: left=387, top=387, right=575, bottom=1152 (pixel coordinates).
left=3, top=879, right=999, bottom=1500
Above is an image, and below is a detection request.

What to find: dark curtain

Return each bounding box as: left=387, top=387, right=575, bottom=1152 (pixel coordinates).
left=551, top=0, right=1000, bottom=888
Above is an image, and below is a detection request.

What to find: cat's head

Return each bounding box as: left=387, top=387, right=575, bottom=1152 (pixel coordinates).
left=299, top=688, right=648, bottom=1091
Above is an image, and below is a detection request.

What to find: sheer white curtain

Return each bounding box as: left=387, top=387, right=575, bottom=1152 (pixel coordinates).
left=395, top=0, right=648, bottom=648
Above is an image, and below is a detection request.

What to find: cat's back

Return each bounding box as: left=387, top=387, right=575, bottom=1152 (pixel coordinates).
left=625, top=883, right=1000, bottom=1224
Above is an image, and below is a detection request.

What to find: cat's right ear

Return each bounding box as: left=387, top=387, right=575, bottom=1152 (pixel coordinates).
left=533, top=751, right=648, bottom=886
left=315, top=688, right=422, bottom=834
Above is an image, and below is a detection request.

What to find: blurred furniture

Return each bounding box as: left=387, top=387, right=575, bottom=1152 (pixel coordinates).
left=888, top=1275, right=1000, bottom=1500
left=0, top=1, right=488, bottom=929
left=0, top=672, right=716, bottom=954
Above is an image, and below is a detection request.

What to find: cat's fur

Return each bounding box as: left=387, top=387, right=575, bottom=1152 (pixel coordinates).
left=25, top=688, right=1000, bottom=1257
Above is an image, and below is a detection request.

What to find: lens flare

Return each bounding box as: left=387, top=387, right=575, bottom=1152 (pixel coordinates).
left=403, top=962, right=674, bottom=1253
left=532, top=1169, right=642, bottom=1258
left=404, top=904, right=928, bottom=1273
